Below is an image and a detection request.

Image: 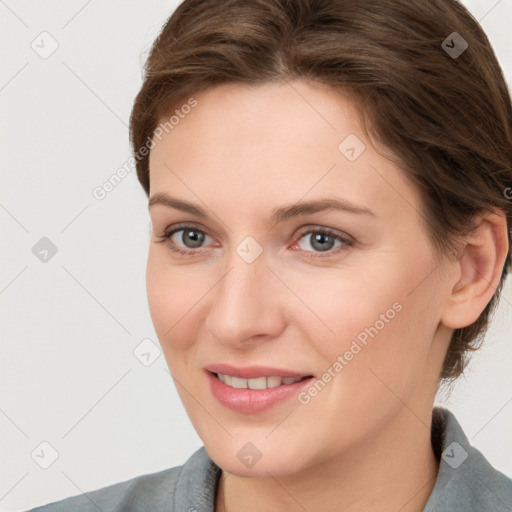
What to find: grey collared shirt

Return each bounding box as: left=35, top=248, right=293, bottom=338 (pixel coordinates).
left=25, top=407, right=512, bottom=511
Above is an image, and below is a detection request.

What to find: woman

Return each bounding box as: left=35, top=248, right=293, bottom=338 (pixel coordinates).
left=27, top=0, right=512, bottom=510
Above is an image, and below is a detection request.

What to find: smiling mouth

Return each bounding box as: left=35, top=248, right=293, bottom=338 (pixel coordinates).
left=213, top=372, right=313, bottom=390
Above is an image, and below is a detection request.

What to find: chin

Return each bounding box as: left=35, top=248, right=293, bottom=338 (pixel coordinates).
left=205, top=441, right=309, bottom=478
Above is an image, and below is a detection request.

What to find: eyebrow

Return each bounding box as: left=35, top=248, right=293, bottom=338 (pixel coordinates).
left=148, top=192, right=376, bottom=224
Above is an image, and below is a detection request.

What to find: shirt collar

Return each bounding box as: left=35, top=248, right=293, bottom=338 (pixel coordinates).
left=424, top=406, right=512, bottom=511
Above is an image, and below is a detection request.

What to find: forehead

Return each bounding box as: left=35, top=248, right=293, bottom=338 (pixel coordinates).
left=148, top=80, right=421, bottom=224
left=153, top=80, right=363, bottom=154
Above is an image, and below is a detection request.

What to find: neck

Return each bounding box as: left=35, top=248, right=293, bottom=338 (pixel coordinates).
left=215, top=404, right=440, bottom=512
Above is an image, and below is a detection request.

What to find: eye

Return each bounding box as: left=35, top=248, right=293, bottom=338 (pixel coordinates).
left=156, top=223, right=353, bottom=258
left=293, top=227, right=353, bottom=257
left=156, top=224, right=212, bottom=255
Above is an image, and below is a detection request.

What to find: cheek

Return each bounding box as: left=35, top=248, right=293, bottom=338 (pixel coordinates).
left=301, top=252, right=438, bottom=391
left=292, top=263, right=405, bottom=350
left=146, top=249, right=196, bottom=355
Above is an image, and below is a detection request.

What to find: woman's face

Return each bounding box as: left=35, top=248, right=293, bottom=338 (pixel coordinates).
left=146, top=80, right=455, bottom=476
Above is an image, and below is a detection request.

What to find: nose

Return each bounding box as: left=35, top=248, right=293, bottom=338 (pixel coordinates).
left=204, top=248, right=286, bottom=347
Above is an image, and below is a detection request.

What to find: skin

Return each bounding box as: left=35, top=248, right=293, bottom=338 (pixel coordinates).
left=146, top=79, right=509, bottom=512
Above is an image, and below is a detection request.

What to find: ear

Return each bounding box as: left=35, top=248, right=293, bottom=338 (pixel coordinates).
left=441, top=209, right=509, bottom=329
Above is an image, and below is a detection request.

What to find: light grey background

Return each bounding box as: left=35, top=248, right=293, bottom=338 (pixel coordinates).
left=1, top=1, right=511, bottom=510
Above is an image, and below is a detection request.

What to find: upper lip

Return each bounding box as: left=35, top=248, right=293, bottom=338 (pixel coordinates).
left=205, top=363, right=313, bottom=379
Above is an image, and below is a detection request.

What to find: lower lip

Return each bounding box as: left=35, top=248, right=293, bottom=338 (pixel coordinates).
left=206, top=371, right=314, bottom=413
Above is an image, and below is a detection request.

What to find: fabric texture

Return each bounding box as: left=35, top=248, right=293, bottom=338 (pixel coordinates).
left=25, top=407, right=512, bottom=511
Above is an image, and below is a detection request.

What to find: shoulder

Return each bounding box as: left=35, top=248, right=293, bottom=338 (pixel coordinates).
left=424, top=407, right=512, bottom=512
left=24, top=466, right=182, bottom=512
left=24, top=446, right=221, bottom=512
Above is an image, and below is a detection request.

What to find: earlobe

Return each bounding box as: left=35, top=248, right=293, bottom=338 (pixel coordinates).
left=441, top=209, right=509, bottom=330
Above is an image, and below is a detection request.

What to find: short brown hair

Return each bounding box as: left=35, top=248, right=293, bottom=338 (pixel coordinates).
left=130, top=0, right=512, bottom=384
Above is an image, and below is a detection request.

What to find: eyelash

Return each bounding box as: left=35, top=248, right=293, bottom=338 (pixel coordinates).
left=156, top=223, right=354, bottom=259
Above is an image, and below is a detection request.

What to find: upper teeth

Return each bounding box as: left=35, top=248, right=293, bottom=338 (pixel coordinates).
left=217, top=373, right=304, bottom=389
